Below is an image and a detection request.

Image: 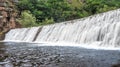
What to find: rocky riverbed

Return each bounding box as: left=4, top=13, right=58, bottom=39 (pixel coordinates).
left=0, top=42, right=120, bottom=67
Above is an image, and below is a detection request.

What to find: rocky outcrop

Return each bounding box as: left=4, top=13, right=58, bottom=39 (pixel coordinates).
left=0, top=0, right=21, bottom=40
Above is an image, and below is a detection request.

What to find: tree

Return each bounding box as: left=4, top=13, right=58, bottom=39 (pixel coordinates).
left=17, top=0, right=120, bottom=27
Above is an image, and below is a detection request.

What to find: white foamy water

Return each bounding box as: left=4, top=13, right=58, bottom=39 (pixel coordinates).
left=4, top=9, right=120, bottom=50
left=5, top=27, right=39, bottom=42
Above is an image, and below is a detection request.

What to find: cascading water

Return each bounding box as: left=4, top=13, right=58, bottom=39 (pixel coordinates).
left=4, top=9, right=120, bottom=48
left=5, top=27, right=40, bottom=42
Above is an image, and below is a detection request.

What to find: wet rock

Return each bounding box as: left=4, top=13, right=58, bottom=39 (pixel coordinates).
left=0, top=61, right=13, bottom=67
left=112, top=63, right=120, bottom=67
left=0, top=62, right=8, bottom=65
left=21, top=62, right=32, bottom=67
left=22, top=60, right=30, bottom=63
left=4, top=63, right=13, bottom=67
left=0, top=34, right=5, bottom=40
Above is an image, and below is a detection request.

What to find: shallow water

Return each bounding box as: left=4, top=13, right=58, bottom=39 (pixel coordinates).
left=0, top=42, right=120, bottom=67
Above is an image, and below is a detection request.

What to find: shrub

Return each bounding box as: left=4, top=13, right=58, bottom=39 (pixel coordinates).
left=18, top=10, right=37, bottom=27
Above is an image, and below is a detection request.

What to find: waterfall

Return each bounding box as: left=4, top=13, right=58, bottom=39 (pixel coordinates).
left=5, top=27, right=40, bottom=42
left=4, top=9, right=120, bottom=48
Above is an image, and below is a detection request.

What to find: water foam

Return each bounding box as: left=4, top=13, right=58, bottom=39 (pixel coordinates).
left=3, top=40, right=120, bottom=50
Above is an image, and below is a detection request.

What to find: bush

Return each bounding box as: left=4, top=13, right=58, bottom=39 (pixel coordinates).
left=18, top=11, right=37, bottom=27
left=39, top=18, right=55, bottom=25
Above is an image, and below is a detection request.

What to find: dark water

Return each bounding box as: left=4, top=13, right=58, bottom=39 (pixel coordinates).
left=0, top=42, right=120, bottom=67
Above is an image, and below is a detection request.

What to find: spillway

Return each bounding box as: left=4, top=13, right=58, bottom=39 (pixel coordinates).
left=4, top=9, right=120, bottom=48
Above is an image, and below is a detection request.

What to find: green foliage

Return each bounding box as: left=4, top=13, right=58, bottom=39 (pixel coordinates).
left=40, top=18, right=55, bottom=25
left=18, top=11, right=36, bottom=27
left=83, top=0, right=120, bottom=15
left=17, top=0, right=120, bottom=27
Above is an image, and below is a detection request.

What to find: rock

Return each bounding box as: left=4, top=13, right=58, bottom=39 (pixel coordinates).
left=0, top=34, right=5, bottom=40
left=0, top=61, right=13, bottom=67
left=0, top=0, right=21, bottom=40
left=21, top=62, right=32, bottom=67
left=4, top=63, right=13, bottom=67
left=22, top=60, right=30, bottom=63
left=0, top=62, right=8, bottom=65
left=111, top=63, right=120, bottom=67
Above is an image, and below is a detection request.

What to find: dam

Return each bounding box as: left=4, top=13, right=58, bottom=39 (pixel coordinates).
left=4, top=9, right=120, bottom=49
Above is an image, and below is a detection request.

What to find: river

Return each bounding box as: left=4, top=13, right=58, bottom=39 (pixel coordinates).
left=0, top=42, right=120, bottom=67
